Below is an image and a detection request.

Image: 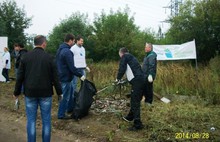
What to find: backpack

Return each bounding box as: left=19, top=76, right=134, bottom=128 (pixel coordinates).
left=71, top=79, right=97, bottom=119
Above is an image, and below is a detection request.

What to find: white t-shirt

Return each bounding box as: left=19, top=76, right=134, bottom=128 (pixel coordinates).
left=2, top=51, right=11, bottom=69
left=125, top=64, right=134, bottom=81
left=70, top=44, right=86, bottom=68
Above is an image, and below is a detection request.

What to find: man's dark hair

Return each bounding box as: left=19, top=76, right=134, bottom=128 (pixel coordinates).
left=34, top=35, right=46, bottom=46
left=119, top=47, right=129, bottom=54
left=14, top=43, right=24, bottom=48
left=75, top=35, right=83, bottom=42
left=64, top=34, right=75, bottom=42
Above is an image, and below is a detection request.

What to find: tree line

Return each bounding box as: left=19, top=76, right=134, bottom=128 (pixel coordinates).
left=0, top=0, right=219, bottom=62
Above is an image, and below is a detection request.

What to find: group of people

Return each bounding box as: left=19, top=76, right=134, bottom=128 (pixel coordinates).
left=1, top=43, right=27, bottom=83
left=13, top=34, right=89, bottom=142
left=12, top=33, right=157, bottom=142
left=56, top=34, right=89, bottom=119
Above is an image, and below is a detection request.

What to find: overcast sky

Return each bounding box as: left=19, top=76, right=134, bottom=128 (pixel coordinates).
left=15, top=0, right=171, bottom=36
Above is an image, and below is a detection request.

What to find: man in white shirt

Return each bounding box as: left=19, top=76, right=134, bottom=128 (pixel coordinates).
left=69, top=35, right=90, bottom=113
left=2, top=47, right=11, bottom=83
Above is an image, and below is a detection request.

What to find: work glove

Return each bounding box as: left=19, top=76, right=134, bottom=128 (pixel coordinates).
left=148, top=74, right=153, bottom=83
left=80, top=75, right=86, bottom=81
left=114, top=79, right=122, bottom=85
left=86, top=67, right=90, bottom=72
left=58, top=94, right=63, bottom=102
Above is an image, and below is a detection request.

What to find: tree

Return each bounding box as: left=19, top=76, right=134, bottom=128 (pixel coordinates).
left=47, top=12, right=93, bottom=54
left=92, top=8, right=137, bottom=61
left=91, top=7, right=156, bottom=61
left=0, top=0, right=32, bottom=50
left=165, top=0, right=220, bottom=62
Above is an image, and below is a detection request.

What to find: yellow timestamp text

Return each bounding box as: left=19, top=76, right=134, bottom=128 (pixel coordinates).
left=175, top=132, right=209, bottom=139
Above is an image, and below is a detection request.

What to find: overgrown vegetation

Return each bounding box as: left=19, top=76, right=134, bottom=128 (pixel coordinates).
left=1, top=60, right=220, bottom=141
left=86, top=57, right=220, bottom=105
left=1, top=0, right=220, bottom=140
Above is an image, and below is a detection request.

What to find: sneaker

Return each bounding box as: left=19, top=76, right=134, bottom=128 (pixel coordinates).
left=128, top=125, right=144, bottom=131
left=122, top=116, right=133, bottom=122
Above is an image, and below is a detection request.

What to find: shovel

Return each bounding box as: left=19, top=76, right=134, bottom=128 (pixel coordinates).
left=96, top=86, right=109, bottom=94
left=153, top=92, right=171, bottom=103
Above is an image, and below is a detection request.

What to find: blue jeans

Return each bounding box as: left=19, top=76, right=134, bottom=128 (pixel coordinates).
left=58, top=82, right=72, bottom=118
left=25, top=96, right=52, bottom=142
left=68, top=69, right=85, bottom=112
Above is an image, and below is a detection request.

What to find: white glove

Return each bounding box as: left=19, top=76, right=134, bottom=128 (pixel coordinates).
left=80, top=75, right=86, bottom=81
left=58, top=94, right=63, bottom=102
left=148, top=75, right=153, bottom=83
left=86, top=67, right=90, bottom=72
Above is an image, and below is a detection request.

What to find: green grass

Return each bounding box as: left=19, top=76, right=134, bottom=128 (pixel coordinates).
left=86, top=61, right=220, bottom=105
left=1, top=61, right=220, bottom=141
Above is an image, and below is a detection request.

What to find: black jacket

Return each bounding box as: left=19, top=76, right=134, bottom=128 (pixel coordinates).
left=15, top=48, right=28, bottom=68
left=117, top=53, right=144, bottom=82
left=14, top=47, right=62, bottom=97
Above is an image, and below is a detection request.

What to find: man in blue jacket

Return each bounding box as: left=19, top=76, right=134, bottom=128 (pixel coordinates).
left=56, top=33, right=85, bottom=119
left=116, top=47, right=145, bottom=131
left=142, top=43, right=157, bottom=105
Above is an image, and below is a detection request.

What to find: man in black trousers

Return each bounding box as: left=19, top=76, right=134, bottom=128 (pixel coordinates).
left=142, top=43, right=157, bottom=105
left=116, top=47, right=145, bottom=131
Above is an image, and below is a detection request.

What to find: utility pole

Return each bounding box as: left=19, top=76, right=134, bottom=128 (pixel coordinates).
left=157, top=0, right=183, bottom=39
left=163, top=0, right=183, bottom=17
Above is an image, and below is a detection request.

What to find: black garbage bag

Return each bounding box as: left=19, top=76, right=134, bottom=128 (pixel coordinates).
left=71, top=79, right=97, bottom=119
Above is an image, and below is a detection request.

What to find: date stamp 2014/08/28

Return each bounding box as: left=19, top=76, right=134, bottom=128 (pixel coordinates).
left=175, top=132, right=209, bottom=139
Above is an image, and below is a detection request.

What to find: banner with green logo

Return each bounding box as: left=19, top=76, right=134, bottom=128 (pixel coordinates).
left=153, top=40, right=196, bottom=60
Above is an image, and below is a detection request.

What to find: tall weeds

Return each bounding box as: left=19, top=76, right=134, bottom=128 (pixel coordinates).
left=87, top=59, right=220, bottom=104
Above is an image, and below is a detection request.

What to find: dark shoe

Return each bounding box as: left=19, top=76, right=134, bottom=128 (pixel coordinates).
left=58, top=116, right=71, bottom=120
left=128, top=125, right=144, bottom=131
left=122, top=116, right=133, bottom=122
left=67, top=110, right=73, bottom=114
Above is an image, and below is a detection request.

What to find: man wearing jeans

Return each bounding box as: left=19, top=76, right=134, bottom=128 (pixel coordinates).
left=56, top=34, right=85, bottom=119
left=68, top=35, right=90, bottom=113
left=14, top=35, right=62, bottom=142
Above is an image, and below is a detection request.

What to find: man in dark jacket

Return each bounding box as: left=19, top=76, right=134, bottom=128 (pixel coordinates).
left=15, top=43, right=28, bottom=78
left=142, top=43, right=157, bottom=104
left=56, top=33, right=85, bottom=119
left=116, top=47, right=145, bottom=131
left=14, top=35, right=62, bottom=142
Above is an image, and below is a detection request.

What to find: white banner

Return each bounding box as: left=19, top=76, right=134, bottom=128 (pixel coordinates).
left=0, top=37, right=8, bottom=82
left=153, top=40, right=197, bottom=60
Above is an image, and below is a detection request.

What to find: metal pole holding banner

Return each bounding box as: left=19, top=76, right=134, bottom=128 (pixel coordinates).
left=195, top=54, right=199, bottom=96
left=193, top=39, right=199, bottom=96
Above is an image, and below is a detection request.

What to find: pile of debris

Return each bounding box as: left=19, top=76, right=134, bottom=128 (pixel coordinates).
left=91, top=97, right=129, bottom=114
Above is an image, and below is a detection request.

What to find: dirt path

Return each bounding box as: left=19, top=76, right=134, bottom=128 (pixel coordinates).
left=0, top=107, right=66, bottom=142
left=0, top=104, right=96, bottom=142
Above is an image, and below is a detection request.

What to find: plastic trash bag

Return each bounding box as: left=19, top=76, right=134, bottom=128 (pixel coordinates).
left=71, top=79, right=97, bottom=119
